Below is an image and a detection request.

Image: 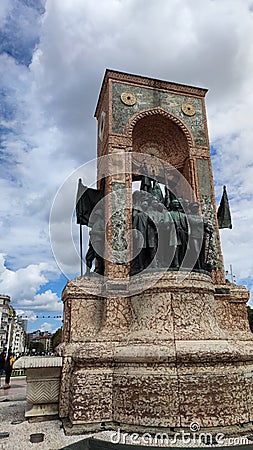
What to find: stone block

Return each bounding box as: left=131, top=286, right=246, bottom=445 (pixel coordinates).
left=69, top=366, right=113, bottom=424
left=14, top=356, right=62, bottom=419
left=178, top=369, right=249, bottom=428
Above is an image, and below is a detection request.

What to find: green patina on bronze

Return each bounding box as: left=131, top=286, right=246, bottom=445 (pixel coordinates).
left=112, top=82, right=206, bottom=146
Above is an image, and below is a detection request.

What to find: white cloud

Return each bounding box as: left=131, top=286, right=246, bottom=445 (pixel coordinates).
left=249, top=288, right=253, bottom=308
left=20, top=290, right=62, bottom=312
left=0, top=253, right=61, bottom=313
left=0, top=0, right=10, bottom=26
left=16, top=310, right=37, bottom=322
left=1, top=0, right=253, bottom=328
left=40, top=322, right=55, bottom=332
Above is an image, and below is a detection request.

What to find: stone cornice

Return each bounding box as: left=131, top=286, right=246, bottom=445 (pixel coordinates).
left=95, top=69, right=208, bottom=118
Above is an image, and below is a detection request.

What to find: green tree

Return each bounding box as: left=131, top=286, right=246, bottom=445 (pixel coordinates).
left=52, top=328, right=62, bottom=350
left=29, top=341, right=44, bottom=353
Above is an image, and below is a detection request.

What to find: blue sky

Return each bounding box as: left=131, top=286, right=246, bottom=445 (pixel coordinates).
left=0, top=0, right=253, bottom=333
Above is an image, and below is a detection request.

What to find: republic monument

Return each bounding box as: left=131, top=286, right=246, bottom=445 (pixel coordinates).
left=58, top=70, right=253, bottom=435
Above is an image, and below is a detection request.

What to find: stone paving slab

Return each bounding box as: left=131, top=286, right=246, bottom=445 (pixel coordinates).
left=0, top=376, right=27, bottom=402
left=0, top=401, right=91, bottom=450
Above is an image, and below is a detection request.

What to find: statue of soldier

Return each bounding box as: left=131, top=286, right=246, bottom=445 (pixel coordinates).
left=168, top=199, right=188, bottom=269
left=131, top=197, right=150, bottom=274
left=147, top=197, right=159, bottom=268
left=187, top=202, right=212, bottom=271
left=87, top=206, right=105, bottom=275
left=149, top=197, right=165, bottom=268
left=131, top=193, right=163, bottom=273
left=158, top=207, right=177, bottom=268
left=85, top=240, right=96, bottom=275
left=131, top=191, right=142, bottom=275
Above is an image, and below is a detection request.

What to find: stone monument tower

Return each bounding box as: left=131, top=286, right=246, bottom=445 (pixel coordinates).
left=58, top=70, right=253, bottom=435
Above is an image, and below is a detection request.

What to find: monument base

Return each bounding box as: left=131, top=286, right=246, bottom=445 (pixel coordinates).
left=58, top=271, right=253, bottom=434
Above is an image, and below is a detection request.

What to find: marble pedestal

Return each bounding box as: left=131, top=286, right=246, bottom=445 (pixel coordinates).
left=14, top=356, right=62, bottom=419
left=57, top=272, right=253, bottom=434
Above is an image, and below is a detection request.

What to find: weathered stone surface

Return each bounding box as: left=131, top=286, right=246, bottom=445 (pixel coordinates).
left=62, top=278, right=104, bottom=342
left=25, top=403, right=59, bottom=418
left=70, top=297, right=103, bottom=340
left=58, top=271, right=253, bottom=433
left=101, top=296, right=132, bottom=335
left=179, top=370, right=249, bottom=427
left=215, top=284, right=251, bottom=340
left=244, top=364, right=253, bottom=423
left=58, top=355, right=74, bottom=419
left=112, top=82, right=206, bottom=146
left=69, top=366, right=113, bottom=424
left=172, top=290, right=224, bottom=340
left=130, top=291, right=174, bottom=339
left=113, top=369, right=180, bottom=427
left=114, top=343, right=176, bottom=363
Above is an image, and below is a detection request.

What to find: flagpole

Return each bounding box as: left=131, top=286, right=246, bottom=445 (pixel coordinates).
left=80, top=224, right=83, bottom=276
left=230, top=264, right=235, bottom=284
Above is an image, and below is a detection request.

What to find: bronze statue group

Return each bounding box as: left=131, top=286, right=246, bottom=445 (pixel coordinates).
left=84, top=177, right=213, bottom=277
left=131, top=187, right=212, bottom=275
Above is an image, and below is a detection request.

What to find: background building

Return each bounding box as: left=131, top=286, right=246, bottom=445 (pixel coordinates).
left=12, top=318, right=27, bottom=356
left=0, top=294, right=11, bottom=351
left=28, top=330, right=52, bottom=354
left=0, top=295, right=28, bottom=354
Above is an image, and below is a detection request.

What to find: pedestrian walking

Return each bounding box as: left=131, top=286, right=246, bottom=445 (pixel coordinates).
left=4, top=351, right=15, bottom=389
left=0, top=351, right=6, bottom=388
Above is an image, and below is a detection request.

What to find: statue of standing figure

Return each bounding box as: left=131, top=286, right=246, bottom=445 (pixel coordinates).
left=148, top=197, right=164, bottom=268
left=85, top=206, right=105, bottom=275
left=131, top=193, right=165, bottom=274
left=167, top=199, right=188, bottom=269
left=186, top=201, right=213, bottom=271
left=131, top=196, right=150, bottom=274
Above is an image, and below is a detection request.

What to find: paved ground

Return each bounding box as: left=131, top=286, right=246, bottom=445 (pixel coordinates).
left=0, top=376, right=91, bottom=450
left=0, top=376, right=27, bottom=402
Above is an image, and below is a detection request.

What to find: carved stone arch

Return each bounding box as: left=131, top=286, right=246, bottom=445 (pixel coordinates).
left=125, top=107, right=194, bottom=150
left=125, top=107, right=194, bottom=186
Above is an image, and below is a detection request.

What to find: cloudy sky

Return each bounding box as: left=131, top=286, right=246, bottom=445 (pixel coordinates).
left=0, top=0, right=253, bottom=333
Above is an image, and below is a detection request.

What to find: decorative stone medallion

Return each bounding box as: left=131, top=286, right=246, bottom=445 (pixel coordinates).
left=181, top=102, right=196, bottom=116
left=120, top=92, right=136, bottom=106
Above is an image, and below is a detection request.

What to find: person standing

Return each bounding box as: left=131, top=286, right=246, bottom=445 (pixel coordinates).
left=0, top=351, right=6, bottom=388
left=4, top=352, right=15, bottom=389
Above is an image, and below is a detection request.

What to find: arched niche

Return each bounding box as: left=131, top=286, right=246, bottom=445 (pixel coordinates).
left=127, top=109, right=194, bottom=192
